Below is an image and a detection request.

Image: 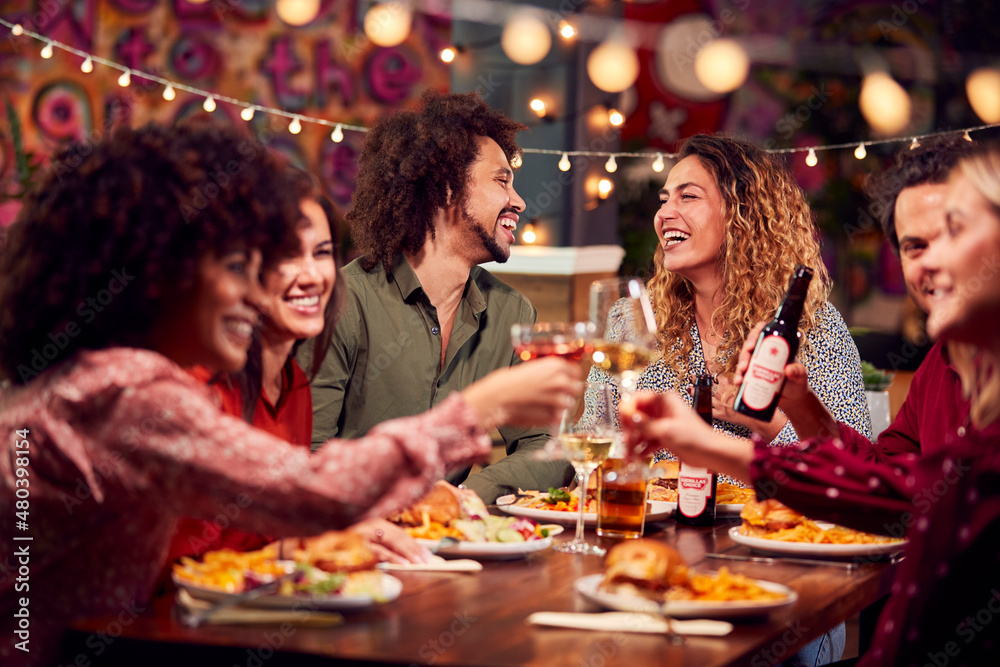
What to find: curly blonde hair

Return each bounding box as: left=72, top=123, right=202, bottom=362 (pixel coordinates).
left=647, top=134, right=830, bottom=377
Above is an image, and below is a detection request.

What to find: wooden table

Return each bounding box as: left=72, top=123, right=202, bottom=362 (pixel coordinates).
left=64, top=517, right=894, bottom=666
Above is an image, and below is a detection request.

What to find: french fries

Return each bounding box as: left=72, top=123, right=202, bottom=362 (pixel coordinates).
left=668, top=567, right=786, bottom=602
left=403, top=511, right=463, bottom=540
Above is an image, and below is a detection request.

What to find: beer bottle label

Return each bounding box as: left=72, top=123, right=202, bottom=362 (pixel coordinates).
left=742, top=336, right=790, bottom=410
left=678, top=466, right=712, bottom=517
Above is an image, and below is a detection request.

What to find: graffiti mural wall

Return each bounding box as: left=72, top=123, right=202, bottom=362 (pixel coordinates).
left=0, top=0, right=451, bottom=223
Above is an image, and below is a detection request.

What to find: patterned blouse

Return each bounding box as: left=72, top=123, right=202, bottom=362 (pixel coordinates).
left=584, top=301, right=873, bottom=483
left=0, top=348, right=490, bottom=667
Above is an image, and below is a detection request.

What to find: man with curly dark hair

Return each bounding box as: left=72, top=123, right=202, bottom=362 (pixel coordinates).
left=302, top=90, right=572, bottom=503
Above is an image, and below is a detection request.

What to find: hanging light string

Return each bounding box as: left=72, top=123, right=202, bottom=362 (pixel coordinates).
left=0, top=17, right=366, bottom=137
left=5, top=17, right=1000, bottom=169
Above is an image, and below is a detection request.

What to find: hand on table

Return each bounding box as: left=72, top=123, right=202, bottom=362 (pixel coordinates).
left=348, top=518, right=433, bottom=565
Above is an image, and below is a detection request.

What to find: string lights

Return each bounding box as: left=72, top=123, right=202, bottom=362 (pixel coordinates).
left=4, top=16, right=999, bottom=174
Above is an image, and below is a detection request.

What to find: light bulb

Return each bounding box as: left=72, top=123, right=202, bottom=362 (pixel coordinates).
left=854, top=143, right=867, bottom=159
left=80, top=57, right=93, bottom=73
left=587, top=40, right=639, bottom=93
left=162, top=84, right=175, bottom=101
left=558, top=153, right=570, bottom=172
left=511, top=153, right=522, bottom=169
left=805, top=148, right=818, bottom=167
left=967, top=67, right=1000, bottom=124
left=331, top=124, right=344, bottom=142
left=364, top=2, right=412, bottom=48
left=558, top=21, right=574, bottom=39
left=652, top=153, right=665, bottom=172
left=521, top=223, right=537, bottom=244
left=694, top=38, right=750, bottom=94
left=501, top=9, right=551, bottom=66
left=910, top=138, right=920, bottom=150
left=440, top=47, right=456, bottom=63
left=118, top=70, right=131, bottom=87
left=859, top=72, right=911, bottom=135
left=275, top=0, right=321, bottom=26
left=964, top=131, right=973, bottom=142
left=288, top=117, right=302, bottom=134
left=529, top=98, right=546, bottom=118
left=605, top=155, right=617, bottom=173
left=203, top=96, right=216, bottom=112
left=41, top=42, right=54, bottom=59
left=598, top=178, right=613, bottom=199
left=11, top=24, right=24, bottom=36
left=241, top=106, right=255, bottom=121
left=608, top=109, right=624, bottom=126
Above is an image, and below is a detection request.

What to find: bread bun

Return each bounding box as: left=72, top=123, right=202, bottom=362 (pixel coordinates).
left=388, top=481, right=463, bottom=526
left=600, top=539, right=688, bottom=600
left=740, top=498, right=804, bottom=534
left=651, top=460, right=679, bottom=480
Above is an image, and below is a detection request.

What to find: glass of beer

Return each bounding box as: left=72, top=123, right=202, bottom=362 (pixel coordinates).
left=597, top=458, right=648, bottom=539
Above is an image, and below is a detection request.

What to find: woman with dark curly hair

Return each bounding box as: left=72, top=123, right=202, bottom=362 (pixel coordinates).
left=306, top=90, right=569, bottom=504
left=0, top=121, right=581, bottom=667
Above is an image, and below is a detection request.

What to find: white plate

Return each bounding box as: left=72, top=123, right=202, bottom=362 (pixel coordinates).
left=716, top=503, right=744, bottom=517
left=497, top=498, right=676, bottom=526
left=729, top=526, right=908, bottom=558
left=415, top=537, right=553, bottom=560
left=574, top=574, right=797, bottom=619
left=174, top=572, right=403, bottom=612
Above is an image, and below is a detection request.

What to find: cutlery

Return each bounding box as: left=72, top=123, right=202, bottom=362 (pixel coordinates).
left=527, top=612, right=733, bottom=636
left=430, top=536, right=461, bottom=553
left=179, top=571, right=298, bottom=628
left=706, top=553, right=859, bottom=570
left=176, top=589, right=344, bottom=628
left=377, top=557, right=482, bottom=573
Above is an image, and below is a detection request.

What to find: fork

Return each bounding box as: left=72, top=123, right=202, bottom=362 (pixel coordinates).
left=179, top=571, right=297, bottom=628
left=430, top=536, right=461, bottom=554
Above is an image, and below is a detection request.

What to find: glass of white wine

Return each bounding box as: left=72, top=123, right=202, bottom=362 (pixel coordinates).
left=555, top=383, right=616, bottom=556
left=589, top=277, right=659, bottom=397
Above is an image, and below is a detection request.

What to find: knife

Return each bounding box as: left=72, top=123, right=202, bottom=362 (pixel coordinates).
left=706, top=553, right=860, bottom=570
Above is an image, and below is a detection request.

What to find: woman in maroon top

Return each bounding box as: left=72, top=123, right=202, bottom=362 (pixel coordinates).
left=0, top=122, right=581, bottom=667
left=622, top=142, right=1000, bottom=667
left=170, top=169, right=431, bottom=565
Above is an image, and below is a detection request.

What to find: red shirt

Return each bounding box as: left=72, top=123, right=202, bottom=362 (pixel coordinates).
left=751, top=417, right=1000, bottom=667
left=874, top=340, right=969, bottom=458
left=166, top=361, right=313, bottom=560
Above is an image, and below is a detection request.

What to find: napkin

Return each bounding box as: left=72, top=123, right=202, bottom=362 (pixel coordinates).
left=527, top=612, right=733, bottom=636
left=377, top=557, right=483, bottom=573
left=175, top=589, right=345, bottom=627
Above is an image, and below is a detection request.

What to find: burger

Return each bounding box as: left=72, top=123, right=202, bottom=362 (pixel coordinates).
left=265, top=531, right=379, bottom=573
left=598, top=538, right=689, bottom=601
left=647, top=460, right=679, bottom=502
left=388, top=480, right=490, bottom=527
left=739, top=498, right=805, bottom=538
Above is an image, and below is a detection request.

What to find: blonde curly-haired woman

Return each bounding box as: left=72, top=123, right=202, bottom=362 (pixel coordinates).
left=590, top=134, right=871, bottom=450
left=588, top=134, right=869, bottom=665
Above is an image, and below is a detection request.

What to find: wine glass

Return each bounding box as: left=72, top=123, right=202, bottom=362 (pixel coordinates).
left=554, top=382, right=616, bottom=556
left=588, top=278, right=658, bottom=397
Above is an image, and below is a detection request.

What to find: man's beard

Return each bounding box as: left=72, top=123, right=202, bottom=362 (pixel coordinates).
left=463, top=208, right=510, bottom=264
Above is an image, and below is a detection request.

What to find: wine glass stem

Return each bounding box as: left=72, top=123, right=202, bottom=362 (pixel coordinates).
left=573, top=464, right=591, bottom=543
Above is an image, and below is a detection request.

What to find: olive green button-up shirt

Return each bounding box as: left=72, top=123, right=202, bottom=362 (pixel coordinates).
left=300, top=255, right=572, bottom=503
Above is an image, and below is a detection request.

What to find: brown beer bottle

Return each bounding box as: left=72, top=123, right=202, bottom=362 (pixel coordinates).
left=676, top=374, right=718, bottom=526
left=733, top=264, right=814, bottom=422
